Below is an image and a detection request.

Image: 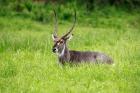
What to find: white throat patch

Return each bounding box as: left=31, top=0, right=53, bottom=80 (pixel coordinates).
left=59, top=45, right=65, bottom=57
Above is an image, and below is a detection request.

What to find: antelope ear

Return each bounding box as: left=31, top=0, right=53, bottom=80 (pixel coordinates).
left=68, top=34, right=73, bottom=40
left=52, top=34, right=57, bottom=41
left=66, top=34, right=73, bottom=41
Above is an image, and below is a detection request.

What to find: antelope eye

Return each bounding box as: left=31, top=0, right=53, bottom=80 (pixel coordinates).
left=60, top=41, right=63, bottom=44
left=60, top=40, right=64, bottom=44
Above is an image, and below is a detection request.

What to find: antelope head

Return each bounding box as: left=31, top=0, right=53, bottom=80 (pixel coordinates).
left=52, top=10, right=76, bottom=56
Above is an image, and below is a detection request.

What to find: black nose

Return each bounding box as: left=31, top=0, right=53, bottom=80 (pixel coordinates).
left=52, top=48, right=56, bottom=53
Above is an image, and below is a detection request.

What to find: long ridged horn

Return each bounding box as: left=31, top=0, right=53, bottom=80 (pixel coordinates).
left=53, top=9, right=58, bottom=38
left=62, top=10, right=76, bottom=38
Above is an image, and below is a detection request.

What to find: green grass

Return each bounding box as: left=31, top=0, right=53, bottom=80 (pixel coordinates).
left=0, top=12, right=140, bottom=93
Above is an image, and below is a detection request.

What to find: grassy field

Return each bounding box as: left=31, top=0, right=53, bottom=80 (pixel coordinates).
left=0, top=12, right=140, bottom=93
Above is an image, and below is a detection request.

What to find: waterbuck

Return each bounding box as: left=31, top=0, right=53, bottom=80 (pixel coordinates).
left=52, top=10, right=113, bottom=65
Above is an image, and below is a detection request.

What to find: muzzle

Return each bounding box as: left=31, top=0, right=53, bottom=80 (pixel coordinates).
left=52, top=48, right=58, bottom=53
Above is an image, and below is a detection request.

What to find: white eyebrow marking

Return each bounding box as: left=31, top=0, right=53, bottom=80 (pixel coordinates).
left=57, top=42, right=60, bottom=45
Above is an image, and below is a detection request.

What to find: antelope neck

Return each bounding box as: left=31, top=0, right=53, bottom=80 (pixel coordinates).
left=59, top=45, right=65, bottom=57
left=59, top=45, right=69, bottom=57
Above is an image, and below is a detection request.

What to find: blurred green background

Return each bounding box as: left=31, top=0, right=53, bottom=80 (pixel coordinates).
left=0, top=0, right=140, bottom=93
left=0, top=0, right=140, bottom=23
